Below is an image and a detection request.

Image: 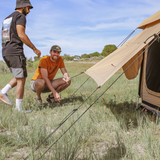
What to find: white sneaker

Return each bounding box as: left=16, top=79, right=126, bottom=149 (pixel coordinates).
left=15, top=108, right=32, bottom=114
left=0, top=90, right=13, bottom=106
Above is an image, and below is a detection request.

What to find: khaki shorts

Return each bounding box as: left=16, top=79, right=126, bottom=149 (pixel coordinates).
left=30, top=79, right=54, bottom=93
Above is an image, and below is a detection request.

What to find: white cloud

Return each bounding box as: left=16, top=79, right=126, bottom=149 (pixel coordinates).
left=0, top=0, right=160, bottom=60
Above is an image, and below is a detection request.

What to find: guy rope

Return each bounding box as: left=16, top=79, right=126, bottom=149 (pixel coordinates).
left=24, top=29, right=160, bottom=160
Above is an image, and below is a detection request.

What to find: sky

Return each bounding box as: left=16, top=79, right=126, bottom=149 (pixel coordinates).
left=0, top=0, right=159, bottom=60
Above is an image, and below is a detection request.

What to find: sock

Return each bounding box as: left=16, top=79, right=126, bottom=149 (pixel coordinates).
left=15, top=99, right=23, bottom=111
left=1, top=84, right=12, bottom=94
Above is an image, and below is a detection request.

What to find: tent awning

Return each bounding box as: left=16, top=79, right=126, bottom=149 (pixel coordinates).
left=85, top=23, right=160, bottom=87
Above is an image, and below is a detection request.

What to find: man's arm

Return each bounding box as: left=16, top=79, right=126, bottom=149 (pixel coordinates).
left=16, top=25, right=41, bottom=57
left=40, top=68, right=61, bottom=102
left=60, top=68, right=71, bottom=84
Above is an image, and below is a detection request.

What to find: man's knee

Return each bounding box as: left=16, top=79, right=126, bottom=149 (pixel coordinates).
left=68, top=79, right=71, bottom=86
left=34, top=79, right=45, bottom=89
left=64, top=79, right=71, bottom=88
left=16, top=77, right=26, bottom=85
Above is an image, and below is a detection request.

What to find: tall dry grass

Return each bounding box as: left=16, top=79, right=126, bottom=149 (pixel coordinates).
left=0, top=62, right=160, bottom=160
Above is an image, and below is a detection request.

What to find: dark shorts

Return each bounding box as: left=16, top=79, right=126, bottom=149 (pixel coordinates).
left=30, top=79, right=54, bottom=93
left=3, top=55, right=27, bottom=78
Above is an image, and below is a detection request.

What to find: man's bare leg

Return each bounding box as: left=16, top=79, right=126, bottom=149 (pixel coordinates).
left=56, top=81, right=71, bottom=93
left=1, top=77, right=17, bottom=95
left=0, top=78, right=18, bottom=106
left=16, top=78, right=26, bottom=99
left=8, top=77, right=17, bottom=88
left=33, top=79, right=45, bottom=103
left=15, top=77, right=26, bottom=111
left=49, top=78, right=71, bottom=102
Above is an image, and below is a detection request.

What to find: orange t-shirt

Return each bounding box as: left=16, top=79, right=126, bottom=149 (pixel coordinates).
left=31, top=56, right=65, bottom=81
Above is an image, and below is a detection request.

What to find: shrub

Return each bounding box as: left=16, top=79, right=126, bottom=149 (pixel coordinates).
left=0, top=61, right=10, bottom=73
left=33, top=60, right=40, bottom=69
left=26, top=58, right=33, bottom=68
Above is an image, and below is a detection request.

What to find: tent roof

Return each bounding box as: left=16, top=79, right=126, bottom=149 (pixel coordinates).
left=138, top=10, right=160, bottom=29
left=85, top=23, right=160, bottom=87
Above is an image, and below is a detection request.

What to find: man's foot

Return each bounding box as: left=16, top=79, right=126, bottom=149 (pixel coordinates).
left=0, top=90, right=13, bottom=106
left=15, top=108, right=32, bottom=113
left=46, top=95, right=55, bottom=104
left=35, top=97, right=44, bottom=106
left=34, top=97, right=48, bottom=108
left=46, top=95, right=60, bottom=105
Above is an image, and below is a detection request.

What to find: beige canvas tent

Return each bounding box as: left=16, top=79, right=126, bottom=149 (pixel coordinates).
left=85, top=10, right=160, bottom=114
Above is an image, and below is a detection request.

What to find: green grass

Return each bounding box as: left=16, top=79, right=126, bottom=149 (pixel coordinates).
left=0, top=62, right=160, bottom=159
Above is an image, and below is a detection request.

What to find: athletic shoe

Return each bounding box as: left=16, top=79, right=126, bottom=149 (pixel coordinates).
left=15, top=108, right=32, bottom=113
left=0, top=90, right=13, bottom=106
left=24, top=110, right=32, bottom=113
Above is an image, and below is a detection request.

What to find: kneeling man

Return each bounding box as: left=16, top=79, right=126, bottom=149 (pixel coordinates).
left=30, top=45, right=71, bottom=104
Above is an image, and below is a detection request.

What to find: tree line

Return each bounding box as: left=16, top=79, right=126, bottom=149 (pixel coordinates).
left=61, top=44, right=117, bottom=61
left=27, top=44, right=117, bottom=67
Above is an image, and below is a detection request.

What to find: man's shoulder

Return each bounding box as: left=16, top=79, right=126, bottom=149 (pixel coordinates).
left=39, top=56, right=50, bottom=63
left=5, top=11, right=25, bottom=21
left=14, top=11, right=26, bottom=19
left=41, top=56, right=50, bottom=60
left=8, top=11, right=23, bottom=17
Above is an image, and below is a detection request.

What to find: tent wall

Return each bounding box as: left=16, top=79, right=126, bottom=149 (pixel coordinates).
left=85, top=10, right=160, bottom=114
left=85, top=23, right=160, bottom=87
left=140, top=41, right=160, bottom=113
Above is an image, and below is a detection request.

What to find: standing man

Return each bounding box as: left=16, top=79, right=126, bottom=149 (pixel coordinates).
left=0, top=0, right=41, bottom=111
left=30, top=45, right=71, bottom=104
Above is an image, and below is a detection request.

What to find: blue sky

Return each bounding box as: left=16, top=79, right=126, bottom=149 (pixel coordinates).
left=0, top=0, right=159, bottom=60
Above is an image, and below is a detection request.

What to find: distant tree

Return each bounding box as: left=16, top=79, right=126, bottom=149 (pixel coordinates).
left=101, top=45, right=117, bottom=57
left=81, top=54, right=90, bottom=58
left=66, top=56, right=74, bottom=61
left=34, top=56, right=41, bottom=61
left=73, top=55, right=80, bottom=58
left=89, top=52, right=100, bottom=57
left=27, top=57, right=33, bottom=67
left=63, top=54, right=70, bottom=57
left=62, top=54, right=74, bottom=61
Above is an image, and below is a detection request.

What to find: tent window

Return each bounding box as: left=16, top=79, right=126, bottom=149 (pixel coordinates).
left=146, top=40, right=160, bottom=92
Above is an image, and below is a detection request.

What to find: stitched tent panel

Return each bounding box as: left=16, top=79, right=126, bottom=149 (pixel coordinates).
left=85, top=23, right=160, bottom=87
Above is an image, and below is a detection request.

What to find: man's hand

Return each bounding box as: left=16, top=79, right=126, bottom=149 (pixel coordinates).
left=34, top=48, right=41, bottom=58
left=63, top=76, right=71, bottom=84
left=53, top=92, right=61, bottom=102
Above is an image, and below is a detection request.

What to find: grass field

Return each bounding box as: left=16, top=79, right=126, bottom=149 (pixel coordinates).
left=0, top=62, right=160, bottom=160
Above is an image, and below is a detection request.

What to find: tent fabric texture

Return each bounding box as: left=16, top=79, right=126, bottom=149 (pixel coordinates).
left=85, top=10, right=160, bottom=114
left=85, top=22, right=160, bottom=87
